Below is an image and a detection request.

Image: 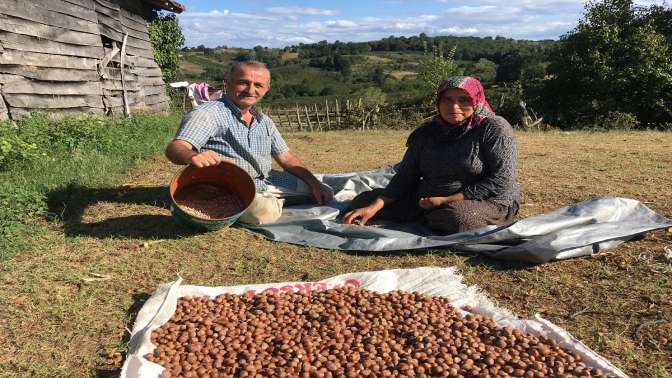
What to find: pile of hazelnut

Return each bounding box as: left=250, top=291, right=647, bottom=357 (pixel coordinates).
left=175, top=184, right=243, bottom=220
left=145, top=287, right=613, bottom=377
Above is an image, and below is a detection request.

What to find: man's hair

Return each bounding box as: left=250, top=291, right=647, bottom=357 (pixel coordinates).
left=227, top=60, right=271, bottom=83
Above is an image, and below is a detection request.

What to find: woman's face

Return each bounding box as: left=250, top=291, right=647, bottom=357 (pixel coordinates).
left=438, top=88, right=474, bottom=125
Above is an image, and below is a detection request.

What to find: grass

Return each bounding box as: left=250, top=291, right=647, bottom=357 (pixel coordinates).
left=0, top=128, right=671, bottom=377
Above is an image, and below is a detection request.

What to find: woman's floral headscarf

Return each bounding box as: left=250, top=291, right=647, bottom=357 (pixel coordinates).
left=436, top=76, right=494, bottom=129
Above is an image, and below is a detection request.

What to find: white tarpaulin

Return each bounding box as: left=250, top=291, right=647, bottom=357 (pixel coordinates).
left=243, top=167, right=672, bottom=264
left=121, top=267, right=629, bottom=378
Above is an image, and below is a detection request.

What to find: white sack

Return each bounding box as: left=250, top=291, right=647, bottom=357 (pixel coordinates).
left=121, top=267, right=628, bottom=378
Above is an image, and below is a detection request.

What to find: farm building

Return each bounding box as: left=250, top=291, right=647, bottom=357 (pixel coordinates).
left=0, top=0, right=185, bottom=120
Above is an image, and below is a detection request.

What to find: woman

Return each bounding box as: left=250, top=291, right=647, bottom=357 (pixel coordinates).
left=343, top=76, right=519, bottom=234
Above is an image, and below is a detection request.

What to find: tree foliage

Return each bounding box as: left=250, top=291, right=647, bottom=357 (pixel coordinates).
left=147, top=14, right=185, bottom=83
left=543, top=0, right=672, bottom=127
left=417, top=46, right=461, bottom=106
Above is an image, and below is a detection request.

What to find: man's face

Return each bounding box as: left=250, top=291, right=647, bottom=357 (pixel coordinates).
left=226, top=66, right=271, bottom=110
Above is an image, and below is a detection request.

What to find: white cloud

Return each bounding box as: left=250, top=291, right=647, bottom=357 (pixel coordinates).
left=267, top=6, right=338, bottom=16
left=178, top=0, right=669, bottom=48
left=325, top=20, right=358, bottom=28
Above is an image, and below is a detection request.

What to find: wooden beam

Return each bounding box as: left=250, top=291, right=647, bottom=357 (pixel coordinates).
left=3, top=78, right=103, bottom=95
left=0, top=0, right=99, bottom=35
left=101, top=68, right=139, bottom=82
left=120, top=24, right=151, bottom=42
left=0, top=65, right=99, bottom=82
left=142, top=93, right=170, bottom=105
left=97, top=23, right=122, bottom=41
left=125, top=45, right=155, bottom=59
left=131, top=56, right=161, bottom=68
left=62, top=0, right=96, bottom=10
left=30, top=0, right=99, bottom=23
left=126, top=35, right=153, bottom=51
left=0, top=49, right=98, bottom=70
left=0, top=14, right=101, bottom=46
left=4, top=94, right=105, bottom=109
left=120, top=9, right=149, bottom=34
left=102, top=79, right=140, bottom=91
left=93, top=0, right=120, bottom=12
left=0, top=31, right=103, bottom=58
left=139, top=85, right=166, bottom=96
left=137, top=76, right=165, bottom=86
left=132, top=66, right=163, bottom=78
left=120, top=8, right=148, bottom=28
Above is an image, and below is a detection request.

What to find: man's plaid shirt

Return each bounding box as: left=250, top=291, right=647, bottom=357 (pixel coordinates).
left=175, top=96, right=289, bottom=191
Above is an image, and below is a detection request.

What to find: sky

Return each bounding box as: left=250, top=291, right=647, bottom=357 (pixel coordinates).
left=174, top=0, right=667, bottom=48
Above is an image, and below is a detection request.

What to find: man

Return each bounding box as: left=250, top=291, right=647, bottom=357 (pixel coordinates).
left=165, top=61, right=332, bottom=224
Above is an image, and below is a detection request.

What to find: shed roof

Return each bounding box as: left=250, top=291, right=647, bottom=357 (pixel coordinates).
left=143, top=0, right=186, bottom=13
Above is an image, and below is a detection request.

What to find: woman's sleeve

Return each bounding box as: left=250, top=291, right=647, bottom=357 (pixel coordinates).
left=382, top=131, right=423, bottom=200
left=463, top=117, right=518, bottom=200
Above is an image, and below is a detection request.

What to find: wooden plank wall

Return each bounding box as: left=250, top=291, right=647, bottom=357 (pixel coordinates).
left=94, top=0, right=169, bottom=115
left=0, top=0, right=168, bottom=120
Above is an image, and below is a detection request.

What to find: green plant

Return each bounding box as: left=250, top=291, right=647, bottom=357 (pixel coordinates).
left=417, top=45, right=462, bottom=106
left=589, top=111, right=640, bottom=130
left=148, top=14, right=185, bottom=83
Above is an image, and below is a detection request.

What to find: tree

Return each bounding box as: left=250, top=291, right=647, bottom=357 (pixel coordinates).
left=147, top=14, right=185, bottom=82
left=543, top=0, right=672, bottom=127
left=417, top=45, right=462, bottom=106
left=468, top=58, right=497, bottom=84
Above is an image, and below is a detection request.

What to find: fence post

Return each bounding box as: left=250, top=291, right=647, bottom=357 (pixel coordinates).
left=335, top=98, right=341, bottom=127
left=295, top=104, right=303, bottom=131
left=304, top=105, right=313, bottom=132
left=325, top=100, right=331, bottom=130
left=285, top=109, right=294, bottom=130
left=314, top=103, right=323, bottom=131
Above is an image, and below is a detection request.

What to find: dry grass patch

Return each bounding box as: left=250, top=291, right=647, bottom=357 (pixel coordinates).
left=0, top=130, right=670, bottom=377
left=178, top=61, right=204, bottom=75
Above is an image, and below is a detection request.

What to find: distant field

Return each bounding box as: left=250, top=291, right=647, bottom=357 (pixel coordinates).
left=179, top=60, right=204, bottom=74
left=389, top=70, right=418, bottom=80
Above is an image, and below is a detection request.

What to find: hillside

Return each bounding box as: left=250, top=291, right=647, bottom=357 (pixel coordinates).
left=176, top=34, right=555, bottom=109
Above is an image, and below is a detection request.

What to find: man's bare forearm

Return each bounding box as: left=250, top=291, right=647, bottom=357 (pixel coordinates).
left=165, top=140, right=197, bottom=165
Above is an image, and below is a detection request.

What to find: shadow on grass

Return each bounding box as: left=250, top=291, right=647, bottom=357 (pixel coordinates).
left=93, top=292, right=152, bottom=377
left=341, top=248, right=534, bottom=270
left=46, top=184, right=200, bottom=240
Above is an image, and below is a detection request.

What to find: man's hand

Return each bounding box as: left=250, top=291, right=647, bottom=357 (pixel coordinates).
left=190, top=150, right=224, bottom=168
left=309, top=182, right=334, bottom=205
left=165, top=139, right=231, bottom=168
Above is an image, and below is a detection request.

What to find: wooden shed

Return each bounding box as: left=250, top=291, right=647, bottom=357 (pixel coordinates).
left=0, top=0, right=185, bottom=120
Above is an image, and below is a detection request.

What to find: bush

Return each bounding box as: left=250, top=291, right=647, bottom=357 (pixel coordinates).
left=588, top=111, right=640, bottom=130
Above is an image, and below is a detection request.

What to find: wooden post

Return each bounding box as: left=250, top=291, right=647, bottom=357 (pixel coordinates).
left=274, top=109, right=284, bottom=129
left=335, top=98, right=341, bottom=127
left=304, top=105, right=313, bottom=132
left=314, top=103, right=322, bottom=131
left=325, top=100, right=331, bottom=130
left=285, top=109, right=294, bottom=130
left=295, top=103, right=303, bottom=131
left=119, top=34, right=131, bottom=117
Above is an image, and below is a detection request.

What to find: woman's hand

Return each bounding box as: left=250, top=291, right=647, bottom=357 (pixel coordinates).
left=418, top=193, right=465, bottom=209
left=343, top=205, right=380, bottom=226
